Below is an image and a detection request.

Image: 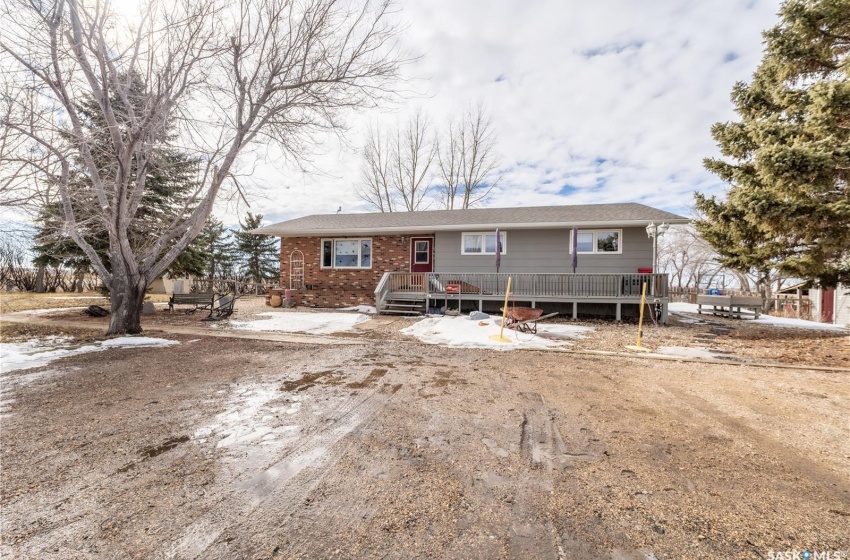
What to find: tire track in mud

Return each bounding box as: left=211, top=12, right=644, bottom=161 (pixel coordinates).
left=512, top=392, right=567, bottom=559
left=514, top=392, right=634, bottom=559
left=158, top=383, right=401, bottom=559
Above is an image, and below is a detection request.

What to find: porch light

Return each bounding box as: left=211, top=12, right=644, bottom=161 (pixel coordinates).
left=645, top=222, right=669, bottom=238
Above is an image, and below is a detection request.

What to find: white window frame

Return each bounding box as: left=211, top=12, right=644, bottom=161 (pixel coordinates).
left=461, top=232, right=507, bottom=255
left=320, top=238, right=373, bottom=269
left=413, top=239, right=431, bottom=265
left=571, top=229, right=623, bottom=255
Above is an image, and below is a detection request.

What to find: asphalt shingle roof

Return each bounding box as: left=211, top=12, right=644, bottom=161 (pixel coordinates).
left=253, top=203, right=689, bottom=236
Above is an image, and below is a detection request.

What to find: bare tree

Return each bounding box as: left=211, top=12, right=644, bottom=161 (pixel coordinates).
left=0, top=0, right=405, bottom=334
left=437, top=103, right=501, bottom=209
left=357, top=109, right=435, bottom=212
left=657, top=225, right=722, bottom=289
left=357, top=124, right=396, bottom=212
left=390, top=110, right=435, bottom=211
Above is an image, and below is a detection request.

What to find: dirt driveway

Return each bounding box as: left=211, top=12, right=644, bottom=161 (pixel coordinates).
left=1, top=321, right=848, bottom=559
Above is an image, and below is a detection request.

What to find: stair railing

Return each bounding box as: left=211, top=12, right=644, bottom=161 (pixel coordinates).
left=374, top=271, right=391, bottom=311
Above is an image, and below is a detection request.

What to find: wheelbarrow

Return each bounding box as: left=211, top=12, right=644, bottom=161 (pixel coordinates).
left=500, top=306, right=559, bottom=334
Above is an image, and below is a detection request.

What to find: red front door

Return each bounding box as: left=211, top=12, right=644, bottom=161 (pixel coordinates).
left=410, top=237, right=434, bottom=273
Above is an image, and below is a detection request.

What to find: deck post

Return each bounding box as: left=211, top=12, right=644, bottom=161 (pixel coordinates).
left=616, top=302, right=622, bottom=322
left=661, top=302, right=669, bottom=324
left=572, top=301, right=577, bottom=319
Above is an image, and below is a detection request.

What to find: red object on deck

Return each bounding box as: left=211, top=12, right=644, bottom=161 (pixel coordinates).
left=637, top=267, right=653, bottom=273
left=446, top=284, right=460, bottom=294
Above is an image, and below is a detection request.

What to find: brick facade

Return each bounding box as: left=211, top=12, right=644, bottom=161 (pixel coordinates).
left=279, top=235, right=413, bottom=308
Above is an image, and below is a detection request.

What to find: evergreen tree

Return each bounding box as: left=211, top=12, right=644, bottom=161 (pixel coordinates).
left=233, top=213, right=279, bottom=283
left=197, top=218, right=239, bottom=279
left=695, top=0, right=850, bottom=286
left=32, top=83, right=208, bottom=279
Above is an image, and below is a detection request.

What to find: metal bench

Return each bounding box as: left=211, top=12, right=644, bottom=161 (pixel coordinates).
left=168, top=293, right=216, bottom=314
left=205, top=294, right=236, bottom=321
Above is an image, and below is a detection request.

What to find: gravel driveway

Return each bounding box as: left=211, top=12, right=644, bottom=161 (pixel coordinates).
left=1, top=325, right=847, bottom=559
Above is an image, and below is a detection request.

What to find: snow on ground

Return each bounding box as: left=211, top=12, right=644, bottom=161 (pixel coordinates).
left=16, top=307, right=88, bottom=315
left=0, top=336, right=178, bottom=374
left=193, top=383, right=303, bottom=468
left=401, top=315, right=594, bottom=351
left=653, top=346, right=739, bottom=360
left=340, top=305, right=377, bottom=314
left=230, top=312, right=370, bottom=335
left=44, top=296, right=107, bottom=299
left=101, top=337, right=180, bottom=347
left=669, top=302, right=848, bottom=331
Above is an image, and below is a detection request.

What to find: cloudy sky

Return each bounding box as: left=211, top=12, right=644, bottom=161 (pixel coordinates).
left=239, top=0, right=781, bottom=225
left=0, top=0, right=782, bottom=230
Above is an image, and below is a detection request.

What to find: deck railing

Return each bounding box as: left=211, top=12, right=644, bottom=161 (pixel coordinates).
left=383, top=272, right=668, bottom=300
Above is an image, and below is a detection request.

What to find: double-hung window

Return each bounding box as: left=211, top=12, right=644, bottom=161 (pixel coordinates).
left=321, top=238, right=372, bottom=268
left=462, top=232, right=506, bottom=255
left=572, top=230, right=621, bottom=254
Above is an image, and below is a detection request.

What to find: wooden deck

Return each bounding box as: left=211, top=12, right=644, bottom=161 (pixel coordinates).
left=696, top=295, right=763, bottom=319
left=375, top=272, right=669, bottom=320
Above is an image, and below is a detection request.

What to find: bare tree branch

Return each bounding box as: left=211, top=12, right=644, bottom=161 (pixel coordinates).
left=1, top=0, right=406, bottom=333
left=357, top=108, right=434, bottom=212
left=437, top=102, right=501, bottom=209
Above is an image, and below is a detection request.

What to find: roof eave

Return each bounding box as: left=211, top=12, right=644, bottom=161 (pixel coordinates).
left=252, top=218, right=692, bottom=237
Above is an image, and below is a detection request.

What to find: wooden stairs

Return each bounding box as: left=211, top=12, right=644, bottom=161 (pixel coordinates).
left=379, top=294, right=426, bottom=315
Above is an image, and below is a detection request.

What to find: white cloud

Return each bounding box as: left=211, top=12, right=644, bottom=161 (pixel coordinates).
left=60, top=0, right=781, bottom=227
left=243, top=0, right=780, bottom=225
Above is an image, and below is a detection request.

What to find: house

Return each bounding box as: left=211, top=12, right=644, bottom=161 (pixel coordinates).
left=253, top=203, right=689, bottom=320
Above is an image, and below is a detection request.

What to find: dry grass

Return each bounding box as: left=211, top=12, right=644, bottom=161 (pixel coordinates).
left=0, top=322, right=103, bottom=343
left=0, top=292, right=169, bottom=313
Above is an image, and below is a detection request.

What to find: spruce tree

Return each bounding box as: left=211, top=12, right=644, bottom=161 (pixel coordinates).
left=32, top=83, right=208, bottom=280
left=197, top=218, right=239, bottom=279
left=233, top=213, right=279, bottom=283
left=695, top=0, right=850, bottom=286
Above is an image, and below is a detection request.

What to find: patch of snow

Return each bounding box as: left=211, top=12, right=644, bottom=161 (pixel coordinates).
left=100, top=336, right=179, bottom=348
left=669, top=302, right=847, bottom=331
left=193, top=383, right=301, bottom=464
left=401, top=316, right=593, bottom=351
left=0, top=336, right=179, bottom=374
left=230, top=312, right=369, bottom=335
left=754, top=314, right=848, bottom=331
left=340, top=305, right=377, bottom=314
left=654, top=346, right=730, bottom=360
left=16, top=307, right=88, bottom=315
left=0, top=338, right=100, bottom=373
left=668, top=302, right=701, bottom=314
left=46, top=296, right=107, bottom=299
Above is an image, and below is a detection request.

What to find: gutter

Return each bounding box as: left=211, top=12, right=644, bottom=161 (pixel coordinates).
left=251, top=218, right=692, bottom=237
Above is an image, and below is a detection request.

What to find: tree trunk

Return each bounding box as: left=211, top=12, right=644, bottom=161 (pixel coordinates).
left=760, top=275, right=774, bottom=312
left=75, top=270, right=84, bottom=293
left=34, top=265, right=45, bottom=293
left=107, top=274, right=148, bottom=335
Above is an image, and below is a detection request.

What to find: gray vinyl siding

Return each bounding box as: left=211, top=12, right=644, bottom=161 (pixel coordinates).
left=433, top=227, right=653, bottom=274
